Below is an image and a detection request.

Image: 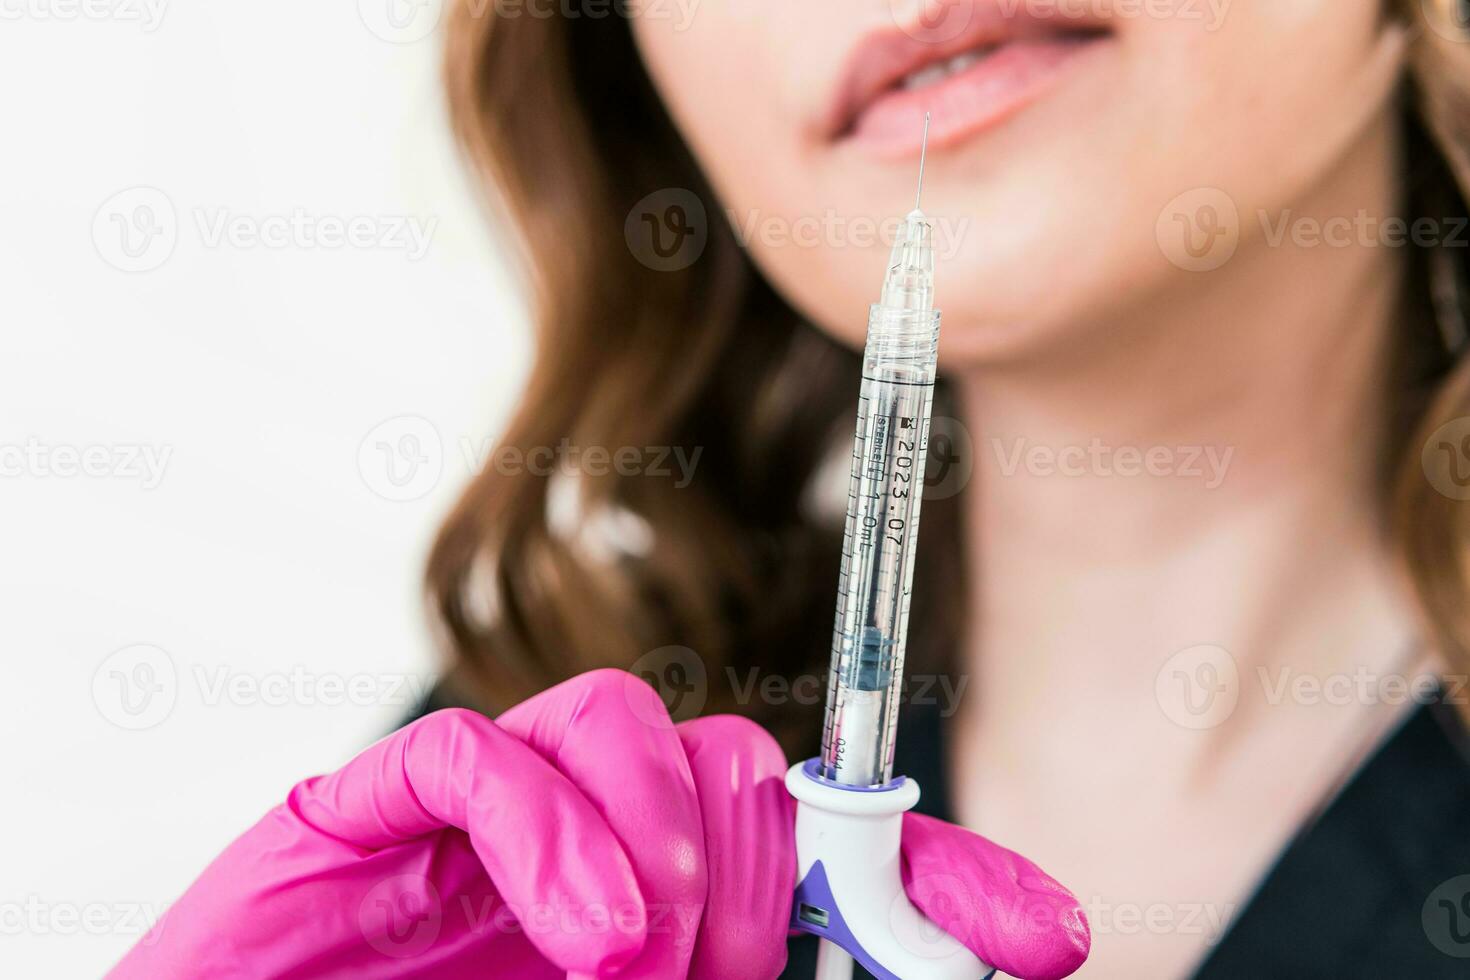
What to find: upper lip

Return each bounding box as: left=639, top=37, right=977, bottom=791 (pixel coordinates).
left=821, top=2, right=1112, bottom=140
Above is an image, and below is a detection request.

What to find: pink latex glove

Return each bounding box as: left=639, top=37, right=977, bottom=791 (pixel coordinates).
left=110, top=669, right=1089, bottom=979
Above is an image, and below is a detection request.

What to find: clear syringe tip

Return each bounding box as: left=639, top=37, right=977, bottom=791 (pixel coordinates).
left=880, top=211, right=934, bottom=312
left=880, top=114, right=935, bottom=312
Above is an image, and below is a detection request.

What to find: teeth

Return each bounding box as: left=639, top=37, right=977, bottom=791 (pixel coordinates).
left=902, top=63, right=949, bottom=91
left=900, top=48, right=992, bottom=91
left=947, top=51, right=982, bottom=73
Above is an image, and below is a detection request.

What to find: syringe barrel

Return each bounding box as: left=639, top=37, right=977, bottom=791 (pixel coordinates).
left=820, top=304, right=941, bottom=787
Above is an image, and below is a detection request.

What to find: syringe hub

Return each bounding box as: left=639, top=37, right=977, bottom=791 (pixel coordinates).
left=879, top=209, right=934, bottom=312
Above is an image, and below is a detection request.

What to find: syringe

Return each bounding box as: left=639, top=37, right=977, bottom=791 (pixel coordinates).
left=820, top=115, right=939, bottom=789
left=786, top=115, right=991, bottom=980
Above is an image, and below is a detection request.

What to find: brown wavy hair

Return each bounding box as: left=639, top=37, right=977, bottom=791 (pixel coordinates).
left=428, top=0, right=1470, bottom=746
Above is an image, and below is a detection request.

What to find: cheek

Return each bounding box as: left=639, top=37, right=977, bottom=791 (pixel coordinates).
left=629, top=2, right=818, bottom=189
left=1136, top=1, right=1392, bottom=201
left=630, top=3, right=888, bottom=346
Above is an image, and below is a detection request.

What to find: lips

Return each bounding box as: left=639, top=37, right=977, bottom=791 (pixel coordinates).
left=824, top=3, right=1114, bottom=156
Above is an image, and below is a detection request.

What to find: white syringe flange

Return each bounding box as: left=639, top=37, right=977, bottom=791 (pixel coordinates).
left=787, top=761, right=994, bottom=980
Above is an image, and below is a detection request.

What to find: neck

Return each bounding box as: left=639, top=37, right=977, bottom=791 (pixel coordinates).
left=952, top=111, right=1427, bottom=760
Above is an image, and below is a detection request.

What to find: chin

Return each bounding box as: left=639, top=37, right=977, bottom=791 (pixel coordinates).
left=928, top=311, right=1073, bottom=370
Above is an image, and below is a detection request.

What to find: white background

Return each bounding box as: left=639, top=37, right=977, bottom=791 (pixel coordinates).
left=0, top=3, right=528, bottom=974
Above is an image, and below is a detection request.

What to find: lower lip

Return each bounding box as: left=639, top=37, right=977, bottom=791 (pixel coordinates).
left=842, top=36, right=1109, bottom=156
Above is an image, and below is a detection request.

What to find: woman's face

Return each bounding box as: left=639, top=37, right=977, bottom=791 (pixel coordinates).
left=630, top=0, right=1399, bottom=363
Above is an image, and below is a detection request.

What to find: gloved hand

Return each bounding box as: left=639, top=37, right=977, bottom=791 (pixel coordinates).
left=110, top=669, right=1089, bottom=979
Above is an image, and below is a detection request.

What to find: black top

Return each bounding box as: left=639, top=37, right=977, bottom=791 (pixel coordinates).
left=409, top=690, right=1470, bottom=977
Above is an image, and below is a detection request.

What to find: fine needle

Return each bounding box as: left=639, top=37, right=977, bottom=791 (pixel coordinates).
left=914, top=111, right=931, bottom=212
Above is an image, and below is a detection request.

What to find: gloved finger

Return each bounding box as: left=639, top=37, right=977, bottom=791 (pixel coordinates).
left=901, top=812, right=1091, bottom=980
left=676, top=715, right=795, bottom=980
left=291, top=707, right=647, bottom=976
left=498, top=669, right=708, bottom=980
